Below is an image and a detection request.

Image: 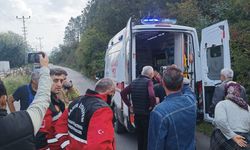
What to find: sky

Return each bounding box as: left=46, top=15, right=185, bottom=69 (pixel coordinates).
left=0, top=0, right=87, bottom=55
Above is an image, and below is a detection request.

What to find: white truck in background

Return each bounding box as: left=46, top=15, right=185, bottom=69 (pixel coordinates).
left=102, top=18, right=230, bottom=133
left=0, top=61, right=10, bottom=73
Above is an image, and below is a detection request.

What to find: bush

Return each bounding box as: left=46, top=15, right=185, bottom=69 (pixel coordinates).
left=3, top=75, right=29, bottom=95
left=197, top=121, right=214, bottom=136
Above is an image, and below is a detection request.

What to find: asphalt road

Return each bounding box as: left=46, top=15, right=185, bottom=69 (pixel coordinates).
left=9, top=66, right=210, bottom=150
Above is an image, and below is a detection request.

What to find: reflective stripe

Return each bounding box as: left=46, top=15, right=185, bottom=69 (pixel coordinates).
left=52, top=112, right=62, bottom=121
left=55, top=133, right=68, bottom=139
left=61, top=140, right=70, bottom=149
left=69, top=131, right=87, bottom=144
left=47, top=138, right=58, bottom=143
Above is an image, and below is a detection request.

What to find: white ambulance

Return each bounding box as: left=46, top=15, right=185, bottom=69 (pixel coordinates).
left=103, top=18, right=230, bottom=133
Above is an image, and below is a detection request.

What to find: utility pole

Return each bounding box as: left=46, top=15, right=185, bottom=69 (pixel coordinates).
left=16, top=16, right=31, bottom=44
left=36, top=37, right=43, bottom=51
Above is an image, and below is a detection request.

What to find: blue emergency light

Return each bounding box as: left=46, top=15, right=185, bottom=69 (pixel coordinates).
left=141, top=18, right=177, bottom=25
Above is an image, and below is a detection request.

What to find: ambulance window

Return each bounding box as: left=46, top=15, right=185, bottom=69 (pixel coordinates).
left=207, top=45, right=224, bottom=80
left=210, top=46, right=222, bottom=57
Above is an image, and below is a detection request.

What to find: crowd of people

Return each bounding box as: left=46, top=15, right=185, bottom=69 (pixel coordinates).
left=0, top=53, right=249, bottom=150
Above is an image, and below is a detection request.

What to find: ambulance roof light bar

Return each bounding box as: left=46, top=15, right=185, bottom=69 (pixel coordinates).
left=141, top=18, right=177, bottom=25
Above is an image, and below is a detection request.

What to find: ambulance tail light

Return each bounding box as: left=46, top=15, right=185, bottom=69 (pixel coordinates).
left=129, top=110, right=135, bottom=127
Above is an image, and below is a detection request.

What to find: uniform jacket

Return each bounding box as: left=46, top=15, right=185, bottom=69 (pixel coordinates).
left=55, top=89, right=115, bottom=150
left=36, top=94, right=65, bottom=150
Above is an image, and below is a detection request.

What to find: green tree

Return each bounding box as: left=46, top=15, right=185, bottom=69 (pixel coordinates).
left=0, top=31, right=28, bottom=68
left=64, top=16, right=84, bottom=45
left=230, top=20, right=250, bottom=98
left=50, top=0, right=250, bottom=99
left=75, top=27, right=108, bottom=77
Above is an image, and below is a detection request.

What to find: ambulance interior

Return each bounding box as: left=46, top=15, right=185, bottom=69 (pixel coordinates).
left=135, top=31, right=194, bottom=77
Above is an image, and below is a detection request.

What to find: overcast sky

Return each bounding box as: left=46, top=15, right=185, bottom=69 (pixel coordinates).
left=0, top=0, right=87, bottom=54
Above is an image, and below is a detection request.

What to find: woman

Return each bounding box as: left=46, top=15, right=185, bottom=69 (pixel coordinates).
left=210, top=81, right=250, bottom=150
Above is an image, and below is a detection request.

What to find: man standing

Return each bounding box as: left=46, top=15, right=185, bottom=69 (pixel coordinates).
left=55, top=78, right=116, bottom=150
left=36, top=68, right=67, bottom=150
left=148, top=66, right=196, bottom=150
left=7, top=70, right=40, bottom=112
left=210, top=68, right=247, bottom=114
left=121, top=66, right=156, bottom=150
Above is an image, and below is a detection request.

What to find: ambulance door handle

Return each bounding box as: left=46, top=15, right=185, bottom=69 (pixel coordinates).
left=204, top=67, right=209, bottom=74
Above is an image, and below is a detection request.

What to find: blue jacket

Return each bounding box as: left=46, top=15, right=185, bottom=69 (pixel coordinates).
left=148, top=85, right=196, bottom=150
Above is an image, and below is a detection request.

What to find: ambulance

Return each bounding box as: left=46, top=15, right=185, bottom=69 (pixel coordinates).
left=103, top=18, right=230, bottom=133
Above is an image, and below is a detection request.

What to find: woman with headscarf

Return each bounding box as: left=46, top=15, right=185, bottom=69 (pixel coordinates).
left=210, top=81, right=250, bottom=150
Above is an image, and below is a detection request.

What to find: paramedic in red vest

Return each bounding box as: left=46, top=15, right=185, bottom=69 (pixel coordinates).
left=7, top=70, right=40, bottom=112
left=55, top=78, right=116, bottom=150
left=121, top=66, right=156, bottom=150
left=35, top=68, right=67, bottom=150
left=0, top=53, right=53, bottom=149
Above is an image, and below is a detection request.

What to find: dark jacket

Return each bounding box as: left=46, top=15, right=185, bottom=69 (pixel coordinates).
left=153, top=83, right=166, bottom=103
left=121, top=75, right=156, bottom=115
left=0, top=109, right=7, bottom=118
left=131, top=75, right=152, bottom=115
left=0, top=111, right=35, bottom=150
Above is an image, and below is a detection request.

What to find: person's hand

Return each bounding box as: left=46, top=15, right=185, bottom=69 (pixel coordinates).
left=183, top=78, right=190, bottom=85
left=129, top=106, right=134, bottom=113
left=232, top=135, right=247, bottom=147
left=149, top=106, right=153, bottom=111
left=189, top=53, right=194, bottom=64
left=171, top=64, right=177, bottom=68
left=63, top=80, right=73, bottom=90
left=0, top=95, right=7, bottom=109
left=156, top=97, right=160, bottom=104
left=39, top=52, right=49, bottom=67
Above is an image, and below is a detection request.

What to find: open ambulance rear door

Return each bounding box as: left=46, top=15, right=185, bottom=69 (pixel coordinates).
left=113, top=18, right=135, bottom=133
left=124, top=17, right=136, bottom=130
left=200, top=20, right=230, bottom=122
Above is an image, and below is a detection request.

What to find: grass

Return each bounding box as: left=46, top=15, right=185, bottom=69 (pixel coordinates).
left=2, top=75, right=30, bottom=95
left=196, top=121, right=214, bottom=137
